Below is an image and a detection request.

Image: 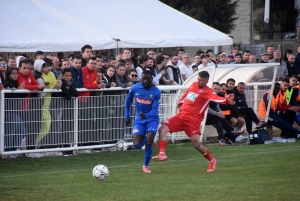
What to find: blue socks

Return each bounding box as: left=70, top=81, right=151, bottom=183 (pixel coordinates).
left=144, top=145, right=152, bottom=167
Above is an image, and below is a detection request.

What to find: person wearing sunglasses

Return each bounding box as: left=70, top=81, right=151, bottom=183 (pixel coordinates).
left=0, top=59, right=8, bottom=79
left=127, top=69, right=139, bottom=84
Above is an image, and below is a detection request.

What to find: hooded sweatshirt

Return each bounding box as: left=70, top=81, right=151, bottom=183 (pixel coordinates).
left=16, top=56, right=25, bottom=68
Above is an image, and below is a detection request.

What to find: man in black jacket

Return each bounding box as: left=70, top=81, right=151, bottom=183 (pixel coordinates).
left=234, top=82, right=265, bottom=135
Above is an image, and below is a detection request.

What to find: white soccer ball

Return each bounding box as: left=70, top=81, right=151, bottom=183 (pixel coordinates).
left=92, top=164, right=109, bottom=181
left=116, top=140, right=128, bottom=151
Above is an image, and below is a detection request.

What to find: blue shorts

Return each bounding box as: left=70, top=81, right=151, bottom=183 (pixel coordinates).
left=132, top=120, right=159, bottom=136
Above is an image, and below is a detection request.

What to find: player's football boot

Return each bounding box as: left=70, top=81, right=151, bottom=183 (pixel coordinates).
left=143, top=165, right=151, bottom=173
left=207, top=158, right=217, bottom=172
left=152, top=153, right=168, bottom=162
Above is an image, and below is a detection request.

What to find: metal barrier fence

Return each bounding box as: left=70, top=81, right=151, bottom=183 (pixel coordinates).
left=0, top=86, right=188, bottom=156
left=0, top=81, right=273, bottom=157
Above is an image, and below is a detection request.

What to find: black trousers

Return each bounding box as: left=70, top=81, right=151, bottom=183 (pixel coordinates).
left=240, top=108, right=260, bottom=134
left=206, top=114, right=233, bottom=140
left=279, top=110, right=296, bottom=137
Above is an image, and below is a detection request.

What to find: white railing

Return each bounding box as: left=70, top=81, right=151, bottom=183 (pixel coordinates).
left=0, top=80, right=273, bottom=156
left=0, top=86, right=188, bottom=156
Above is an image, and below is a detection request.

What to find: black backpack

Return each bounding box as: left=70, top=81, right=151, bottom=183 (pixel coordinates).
left=249, top=129, right=272, bottom=144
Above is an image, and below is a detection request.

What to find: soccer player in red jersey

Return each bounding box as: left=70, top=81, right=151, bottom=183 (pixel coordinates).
left=152, top=71, right=234, bottom=172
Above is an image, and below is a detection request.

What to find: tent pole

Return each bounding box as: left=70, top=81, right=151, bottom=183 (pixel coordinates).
left=113, top=38, right=120, bottom=54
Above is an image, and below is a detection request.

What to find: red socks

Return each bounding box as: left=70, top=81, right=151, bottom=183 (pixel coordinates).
left=158, top=140, right=167, bottom=153
left=202, top=150, right=213, bottom=161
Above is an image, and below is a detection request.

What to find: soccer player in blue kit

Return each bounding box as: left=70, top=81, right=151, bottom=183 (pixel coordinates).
left=125, top=71, right=161, bottom=173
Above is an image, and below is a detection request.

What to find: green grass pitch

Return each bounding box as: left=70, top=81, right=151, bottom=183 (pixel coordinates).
left=1, top=142, right=300, bottom=201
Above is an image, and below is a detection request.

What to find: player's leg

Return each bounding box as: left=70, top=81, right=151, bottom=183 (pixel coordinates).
left=152, top=124, right=170, bottom=161
left=133, top=134, right=146, bottom=149
left=152, top=115, right=183, bottom=162
left=143, top=131, right=156, bottom=173
left=190, top=135, right=217, bottom=172
left=132, top=123, right=146, bottom=149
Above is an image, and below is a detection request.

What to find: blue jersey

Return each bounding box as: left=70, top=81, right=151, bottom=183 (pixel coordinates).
left=125, top=82, right=161, bottom=123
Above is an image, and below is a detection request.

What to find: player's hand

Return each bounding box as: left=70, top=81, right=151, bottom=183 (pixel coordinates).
left=177, top=102, right=183, bottom=109
left=226, top=94, right=234, bottom=102
left=125, top=119, right=131, bottom=127
left=139, top=112, right=146, bottom=119
left=217, top=111, right=225, bottom=118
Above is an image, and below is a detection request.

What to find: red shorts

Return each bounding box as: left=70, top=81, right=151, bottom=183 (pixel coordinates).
left=162, top=114, right=202, bottom=137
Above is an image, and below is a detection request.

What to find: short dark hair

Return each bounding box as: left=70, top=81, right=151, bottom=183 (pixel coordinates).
left=81, top=44, right=92, bottom=53
left=195, top=50, right=204, bottom=55
left=138, top=54, right=149, bottom=64
left=243, top=50, right=250, bottom=54
left=282, top=78, right=290, bottom=83
left=198, top=71, right=209, bottom=79
left=235, top=53, right=242, bottom=58
left=96, top=54, right=102, bottom=59
left=178, top=48, right=185, bottom=52
left=62, top=68, right=72, bottom=75
left=109, top=55, right=116, bottom=60
left=238, top=82, right=245, bottom=86
left=142, top=70, right=153, bottom=77
left=156, top=55, right=164, bottom=65
left=87, top=57, right=96, bottom=63
left=213, top=82, right=220, bottom=86
left=19, top=59, right=30, bottom=68
left=125, top=58, right=132, bottom=63
left=126, top=69, right=137, bottom=75
left=116, top=62, right=125, bottom=69
left=8, top=55, right=15, bottom=60
left=289, top=75, right=298, bottom=80
left=220, top=83, right=228, bottom=88
left=268, top=45, right=274, bottom=48
left=73, top=55, right=82, bottom=60
left=35, top=50, right=44, bottom=58
left=171, top=54, right=178, bottom=58
left=226, top=78, right=236, bottom=84
left=43, top=58, right=53, bottom=66
left=67, top=54, right=74, bottom=59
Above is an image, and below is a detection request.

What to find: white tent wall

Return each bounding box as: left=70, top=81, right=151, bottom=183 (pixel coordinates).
left=0, top=0, right=116, bottom=52
left=0, top=0, right=232, bottom=52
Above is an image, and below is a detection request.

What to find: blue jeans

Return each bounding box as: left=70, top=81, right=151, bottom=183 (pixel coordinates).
left=5, top=113, right=26, bottom=148
left=269, top=111, right=299, bottom=138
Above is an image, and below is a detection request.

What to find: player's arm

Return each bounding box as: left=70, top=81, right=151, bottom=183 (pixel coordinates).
left=143, top=90, right=161, bottom=119
left=208, top=92, right=229, bottom=104
left=125, top=87, right=135, bottom=121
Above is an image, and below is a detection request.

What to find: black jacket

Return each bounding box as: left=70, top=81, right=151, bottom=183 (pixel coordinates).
left=3, top=77, right=27, bottom=111
left=59, top=79, right=78, bottom=100
left=233, top=86, right=248, bottom=110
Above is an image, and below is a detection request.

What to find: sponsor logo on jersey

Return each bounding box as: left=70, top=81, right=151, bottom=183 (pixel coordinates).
left=136, top=97, right=152, bottom=104
left=149, top=94, right=154, bottom=98
left=186, top=92, right=198, bottom=102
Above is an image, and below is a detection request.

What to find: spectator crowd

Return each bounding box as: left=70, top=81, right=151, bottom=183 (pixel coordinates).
left=1, top=44, right=300, bottom=157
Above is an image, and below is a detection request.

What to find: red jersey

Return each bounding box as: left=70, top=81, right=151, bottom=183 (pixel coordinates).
left=79, top=66, right=98, bottom=102
left=178, top=82, right=227, bottom=120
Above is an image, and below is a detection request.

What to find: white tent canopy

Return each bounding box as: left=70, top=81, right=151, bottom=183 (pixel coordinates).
left=0, top=0, right=232, bottom=52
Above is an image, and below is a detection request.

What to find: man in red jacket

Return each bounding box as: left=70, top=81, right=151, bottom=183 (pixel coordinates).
left=80, top=57, right=102, bottom=101
left=17, top=59, right=45, bottom=92
left=79, top=57, right=102, bottom=146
